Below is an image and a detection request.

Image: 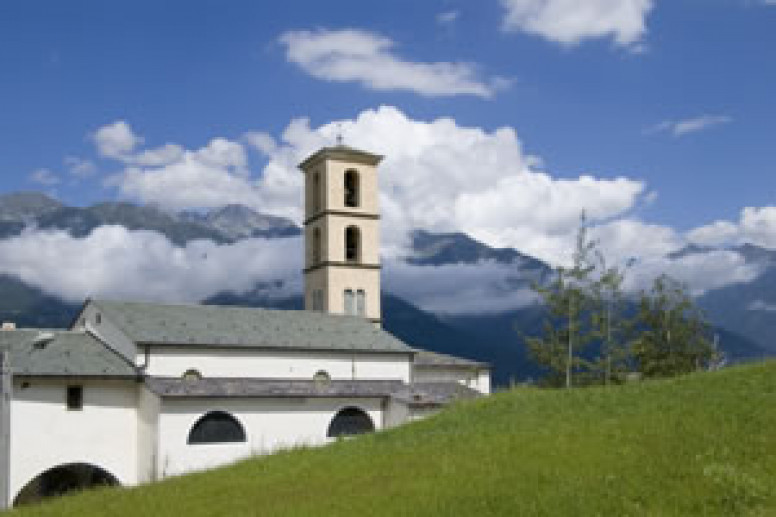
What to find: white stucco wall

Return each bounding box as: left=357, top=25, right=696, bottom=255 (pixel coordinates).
left=136, top=386, right=160, bottom=484
left=145, top=348, right=412, bottom=383
left=156, top=397, right=383, bottom=478
left=413, top=366, right=491, bottom=394
left=9, top=378, right=140, bottom=503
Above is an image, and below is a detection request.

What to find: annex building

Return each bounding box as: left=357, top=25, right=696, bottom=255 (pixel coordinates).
left=0, top=145, right=490, bottom=508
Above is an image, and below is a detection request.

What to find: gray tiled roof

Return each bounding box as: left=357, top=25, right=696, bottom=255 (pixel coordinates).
left=392, top=382, right=481, bottom=408
left=145, top=377, right=405, bottom=398
left=90, top=300, right=413, bottom=354
left=0, top=329, right=138, bottom=377
left=413, top=350, right=490, bottom=369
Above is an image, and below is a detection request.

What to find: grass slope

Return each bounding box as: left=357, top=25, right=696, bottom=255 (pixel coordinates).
left=11, top=362, right=776, bottom=516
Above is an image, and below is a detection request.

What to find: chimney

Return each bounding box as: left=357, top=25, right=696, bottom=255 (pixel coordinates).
left=1, top=323, right=15, bottom=331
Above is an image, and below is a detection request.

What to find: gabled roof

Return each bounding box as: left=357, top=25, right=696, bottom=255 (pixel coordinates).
left=89, top=300, right=414, bottom=354
left=412, top=350, right=490, bottom=369
left=0, top=329, right=138, bottom=377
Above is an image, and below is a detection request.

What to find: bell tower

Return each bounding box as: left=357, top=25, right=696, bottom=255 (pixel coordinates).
left=299, top=145, right=383, bottom=325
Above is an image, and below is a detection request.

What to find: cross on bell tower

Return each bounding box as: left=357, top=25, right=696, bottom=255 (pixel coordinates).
left=298, top=146, right=383, bottom=326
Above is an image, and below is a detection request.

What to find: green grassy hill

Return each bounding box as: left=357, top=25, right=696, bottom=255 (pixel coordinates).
left=11, top=362, right=776, bottom=516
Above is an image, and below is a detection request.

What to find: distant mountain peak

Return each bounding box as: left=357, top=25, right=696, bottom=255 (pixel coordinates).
left=0, top=191, right=63, bottom=221
left=182, top=204, right=300, bottom=240
left=408, top=229, right=546, bottom=270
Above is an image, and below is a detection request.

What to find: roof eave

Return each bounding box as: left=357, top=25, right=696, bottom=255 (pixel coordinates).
left=298, top=146, right=383, bottom=171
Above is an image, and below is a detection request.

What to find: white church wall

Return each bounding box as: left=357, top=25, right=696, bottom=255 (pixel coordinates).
left=9, top=378, right=140, bottom=503
left=477, top=370, right=491, bottom=395
left=145, top=348, right=412, bottom=383
left=136, top=385, right=161, bottom=484
left=156, top=397, right=383, bottom=478
left=383, top=398, right=410, bottom=428
left=75, top=303, right=137, bottom=363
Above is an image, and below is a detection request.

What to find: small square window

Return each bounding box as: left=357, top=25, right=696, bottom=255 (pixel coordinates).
left=67, top=385, right=83, bottom=411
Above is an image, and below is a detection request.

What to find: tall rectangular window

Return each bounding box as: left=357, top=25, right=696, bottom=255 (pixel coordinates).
left=67, top=385, right=83, bottom=411
left=344, top=289, right=355, bottom=315
left=356, top=289, right=366, bottom=317
left=312, top=290, right=324, bottom=312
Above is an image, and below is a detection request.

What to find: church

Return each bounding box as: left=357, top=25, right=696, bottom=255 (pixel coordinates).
left=0, top=145, right=490, bottom=508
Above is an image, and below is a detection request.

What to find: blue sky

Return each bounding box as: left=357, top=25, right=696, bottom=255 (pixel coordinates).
left=0, top=0, right=774, bottom=269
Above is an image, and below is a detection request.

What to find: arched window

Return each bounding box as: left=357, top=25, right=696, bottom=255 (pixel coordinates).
left=345, top=226, right=360, bottom=262
left=344, top=170, right=359, bottom=207
left=327, top=407, right=375, bottom=438
left=187, top=411, right=246, bottom=445
left=313, top=370, right=331, bottom=384
left=356, top=289, right=366, bottom=317
left=312, top=227, right=322, bottom=264
left=182, top=369, right=202, bottom=381
left=312, top=172, right=321, bottom=213
left=344, top=289, right=355, bottom=315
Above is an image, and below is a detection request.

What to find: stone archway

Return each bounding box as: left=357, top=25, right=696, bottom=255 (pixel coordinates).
left=13, top=463, right=119, bottom=507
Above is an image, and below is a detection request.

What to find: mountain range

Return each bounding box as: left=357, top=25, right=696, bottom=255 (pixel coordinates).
left=0, top=191, right=772, bottom=385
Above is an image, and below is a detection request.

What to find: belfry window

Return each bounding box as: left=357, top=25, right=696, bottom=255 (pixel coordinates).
left=344, top=289, right=355, bottom=315
left=344, top=170, right=359, bottom=208
left=312, top=227, right=322, bottom=264
left=313, top=289, right=324, bottom=312
left=188, top=411, right=246, bottom=445
left=312, top=172, right=321, bottom=213
left=345, top=226, right=360, bottom=262
left=356, top=289, right=366, bottom=317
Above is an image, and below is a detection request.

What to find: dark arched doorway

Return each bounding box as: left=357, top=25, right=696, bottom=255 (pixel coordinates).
left=327, top=407, right=375, bottom=438
left=13, top=463, right=120, bottom=507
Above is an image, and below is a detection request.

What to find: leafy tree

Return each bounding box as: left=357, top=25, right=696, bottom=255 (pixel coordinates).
left=525, top=216, right=598, bottom=388
left=632, top=274, right=716, bottom=378
left=589, top=255, right=634, bottom=385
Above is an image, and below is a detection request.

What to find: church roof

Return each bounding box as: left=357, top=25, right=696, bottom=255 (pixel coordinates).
left=413, top=350, right=490, bottom=369
left=298, top=145, right=383, bottom=170
left=144, top=377, right=480, bottom=407
left=0, top=329, right=138, bottom=377
left=88, top=300, right=414, bottom=354
left=392, top=382, right=482, bottom=408
left=145, top=377, right=405, bottom=398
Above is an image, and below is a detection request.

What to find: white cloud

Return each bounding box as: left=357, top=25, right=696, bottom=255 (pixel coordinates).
left=263, top=106, right=646, bottom=265
left=94, top=120, right=144, bottom=159
left=647, top=115, right=732, bottom=137
left=0, top=227, right=302, bottom=303
left=385, top=259, right=538, bottom=314
left=623, top=250, right=762, bottom=296
left=749, top=300, right=776, bottom=312
left=436, top=10, right=460, bottom=26
left=64, top=156, right=97, bottom=178
left=687, top=206, right=776, bottom=249
left=131, top=144, right=185, bottom=167
left=278, top=29, right=509, bottom=98
left=29, top=168, right=60, bottom=186
left=500, top=0, right=654, bottom=48
left=115, top=138, right=261, bottom=212
left=243, top=132, right=277, bottom=156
